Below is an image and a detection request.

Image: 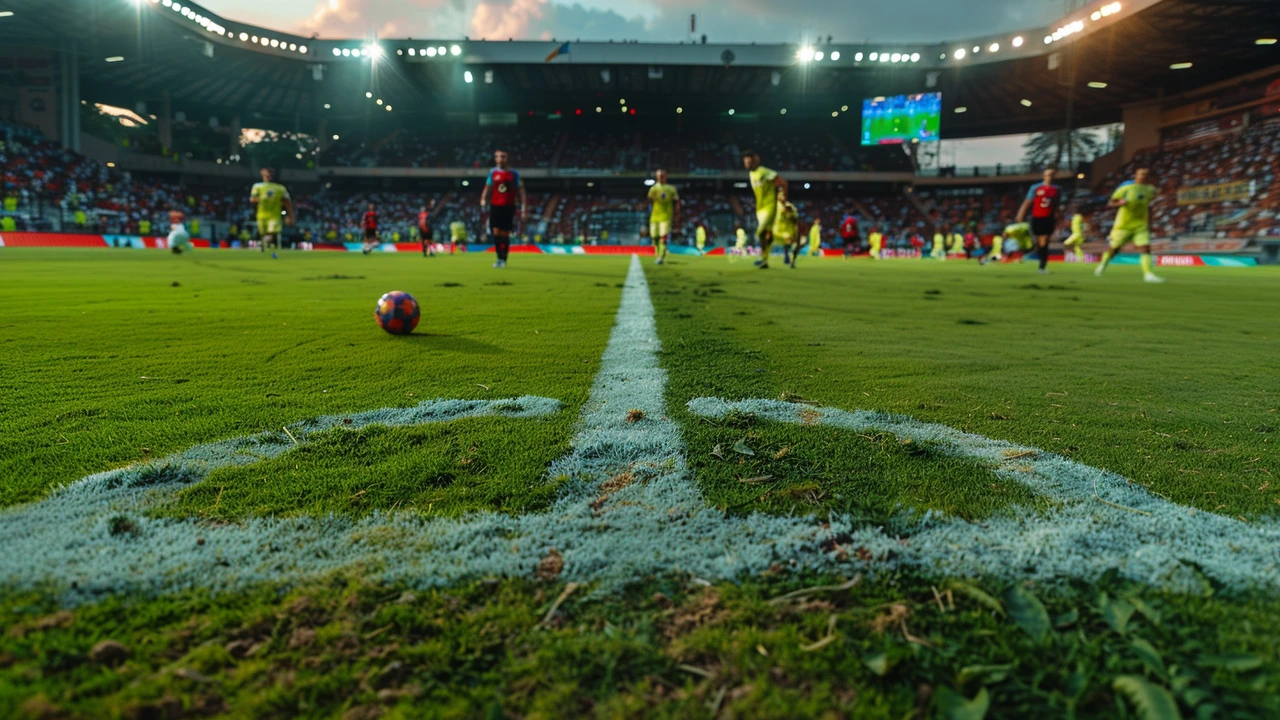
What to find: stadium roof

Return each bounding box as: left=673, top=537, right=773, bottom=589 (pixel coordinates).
left=1, top=0, right=1278, bottom=138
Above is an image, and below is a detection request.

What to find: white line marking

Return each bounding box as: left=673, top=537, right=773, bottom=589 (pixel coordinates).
left=2, top=255, right=1276, bottom=603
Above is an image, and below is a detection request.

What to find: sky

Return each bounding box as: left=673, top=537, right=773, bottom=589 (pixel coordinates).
left=202, top=0, right=1077, bottom=164
left=203, top=0, right=1065, bottom=45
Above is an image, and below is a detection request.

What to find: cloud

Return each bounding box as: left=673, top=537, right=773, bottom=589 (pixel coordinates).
left=299, top=0, right=464, bottom=38
left=470, top=1, right=647, bottom=42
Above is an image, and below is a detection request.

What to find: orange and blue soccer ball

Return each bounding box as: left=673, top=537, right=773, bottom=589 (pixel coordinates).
left=375, top=291, right=420, bottom=335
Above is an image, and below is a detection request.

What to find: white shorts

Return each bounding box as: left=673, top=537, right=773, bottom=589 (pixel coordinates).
left=168, top=225, right=191, bottom=247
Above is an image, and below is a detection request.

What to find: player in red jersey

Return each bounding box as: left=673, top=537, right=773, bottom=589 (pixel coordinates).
left=1017, top=167, right=1065, bottom=274
left=417, top=203, right=435, bottom=257
left=361, top=202, right=379, bottom=255
left=479, top=149, right=526, bottom=268
left=840, top=212, right=860, bottom=258
left=167, top=208, right=192, bottom=254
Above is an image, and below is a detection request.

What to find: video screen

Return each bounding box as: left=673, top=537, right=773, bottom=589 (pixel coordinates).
left=861, top=92, right=942, bottom=145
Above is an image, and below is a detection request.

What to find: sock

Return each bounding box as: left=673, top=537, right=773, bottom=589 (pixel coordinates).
left=494, top=234, right=510, bottom=261
left=658, top=240, right=667, bottom=259
left=1140, top=253, right=1154, bottom=275
left=1100, top=250, right=1114, bottom=269
left=1074, top=247, right=1084, bottom=262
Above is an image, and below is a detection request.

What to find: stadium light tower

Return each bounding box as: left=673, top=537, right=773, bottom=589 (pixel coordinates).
left=365, top=44, right=383, bottom=60
left=796, top=46, right=815, bottom=63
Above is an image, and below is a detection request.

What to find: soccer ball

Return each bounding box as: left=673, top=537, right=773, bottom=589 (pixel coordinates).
left=375, top=291, right=420, bottom=335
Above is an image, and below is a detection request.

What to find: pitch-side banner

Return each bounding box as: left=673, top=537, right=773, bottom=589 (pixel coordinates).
left=1177, top=180, right=1253, bottom=206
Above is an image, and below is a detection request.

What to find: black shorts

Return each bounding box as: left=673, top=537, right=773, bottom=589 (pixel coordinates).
left=489, top=205, right=515, bottom=232
left=363, top=227, right=378, bottom=241
left=1030, top=217, right=1057, bottom=237
left=420, top=226, right=433, bottom=241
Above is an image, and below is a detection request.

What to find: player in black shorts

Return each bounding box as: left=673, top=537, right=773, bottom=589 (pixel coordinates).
left=479, top=150, right=526, bottom=268
left=1017, top=168, right=1065, bottom=274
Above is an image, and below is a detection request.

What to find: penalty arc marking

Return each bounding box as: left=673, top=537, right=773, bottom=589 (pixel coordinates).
left=1, top=255, right=1277, bottom=604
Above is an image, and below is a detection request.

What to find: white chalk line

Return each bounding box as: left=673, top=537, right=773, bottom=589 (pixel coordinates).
left=1, top=255, right=1277, bottom=604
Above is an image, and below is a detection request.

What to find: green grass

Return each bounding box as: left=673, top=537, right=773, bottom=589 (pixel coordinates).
left=0, top=249, right=628, bottom=511
left=4, top=249, right=1280, bottom=717
left=649, top=258, right=1280, bottom=521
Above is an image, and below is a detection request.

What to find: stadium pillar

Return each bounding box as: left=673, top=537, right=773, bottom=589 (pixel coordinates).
left=158, top=92, right=173, bottom=150
left=58, top=41, right=81, bottom=152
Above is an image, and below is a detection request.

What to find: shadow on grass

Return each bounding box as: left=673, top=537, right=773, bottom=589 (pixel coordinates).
left=399, top=333, right=503, bottom=354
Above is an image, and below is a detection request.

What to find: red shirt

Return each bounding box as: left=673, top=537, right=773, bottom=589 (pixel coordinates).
left=486, top=167, right=521, bottom=207
left=840, top=215, right=858, bottom=239
left=362, top=211, right=378, bottom=230
left=168, top=210, right=185, bottom=225
left=1027, top=183, right=1064, bottom=219
left=417, top=210, right=430, bottom=231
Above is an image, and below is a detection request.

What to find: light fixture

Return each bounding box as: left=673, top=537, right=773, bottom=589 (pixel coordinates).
left=1012, top=36, right=1024, bottom=47
left=365, top=44, right=383, bottom=58
left=437, top=46, right=446, bottom=56
left=409, top=48, right=416, bottom=56
left=426, top=47, right=437, bottom=57
left=831, top=111, right=839, bottom=117
left=841, top=104, right=849, bottom=111
left=620, top=98, right=626, bottom=104
left=1077, top=172, right=1086, bottom=179
left=879, top=54, right=889, bottom=62
left=911, top=53, right=920, bottom=62
left=869, top=52, right=878, bottom=61
left=323, top=103, right=331, bottom=109
left=104, top=55, right=124, bottom=62
left=676, top=107, right=683, bottom=113
left=830, top=51, right=840, bottom=61
left=376, top=98, right=383, bottom=105
left=385, top=105, right=392, bottom=111
left=621, top=106, right=628, bottom=113
left=803, top=183, right=811, bottom=189
left=954, top=106, right=967, bottom=113
left=890, top=53, right=901, bottom=62
left=954, top=48, right=966, bottom=59
left=461, top=180, right=470, bottom=187
left=332, top=134, right=339, bottom=140
left=727, top=108, right=734, bottom=115
left=1087, top=81, right=1108, bottom=88
left=814, top=50, right=824, bottom=61
left=973, top=46, right=980, bottom=53
left=854, top=52, right=863, bottom=61
left=796, top=46, right=815, bottom=62
left=341, top=48, right=351, bottom=57
left=365, top=91, right=372, bottom=98
left=780, top=108, right=787, bottom=114
left=450, top=44, right=461, bottom=56
left=1257, top=38, right=1278, bottom=45
left=1020, top=98, right=1033, bottom=107
left=595, top=106, right=602, bottom=112
left=269, top=39, right=279, bottom=48
left=239, top=32, right=248, bottom=41
left=989, top=42, right=1000, bottom=52
left=1044, top=36, right=1053, bottom=45
left=332, top=48, right=341, bottom=56
left=351, top=47, right=361, bottom=56
left=106, top=162, right=116, bottom=168
left=289, top=43, right=297, bottom=51
left=463, top=70, right=473, bottom=83
left=1170, top=62, right=1192, bottom=69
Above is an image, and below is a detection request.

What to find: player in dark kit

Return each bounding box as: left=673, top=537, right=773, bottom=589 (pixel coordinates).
left=1016, top=168, right=1064, bottom=274
left=479, top=149, right=527, bottom=268
left=840, top=212, right=860, bottom=258
left=360, top=203, right=380, bottom=255
left=417, top=204, right=434, bottom=256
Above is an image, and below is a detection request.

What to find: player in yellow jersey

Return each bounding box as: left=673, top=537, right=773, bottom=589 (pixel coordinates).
left=807, top=219, right=822, bottom=257
left=982, top=231, right=1005, bottom=265
left=695, top=224, right=707, bottom=254
left=868, top=228, right=883, bottom=259
left=732, top=227, right=748, bottom=261
left=1063, top=212, right=1086, bottom=262
left=647, top=169, right=680, bottom=265
left=741, top=150, right=788, bottom=269
left=772, top=193, right=801, bottom=268
left=249, top=167, right=294, bottom=252
left=1097, top=169, right=1163, bottom=282
left=931, top=230, right=947, bottom=260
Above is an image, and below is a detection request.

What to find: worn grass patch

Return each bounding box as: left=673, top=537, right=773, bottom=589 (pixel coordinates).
left=157, top=415, right=573, bottom=520
left=2, top=573, right=1277, bottom=719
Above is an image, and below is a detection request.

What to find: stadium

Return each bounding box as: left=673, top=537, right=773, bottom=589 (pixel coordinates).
left=2, top=0, right=1279, bottom=716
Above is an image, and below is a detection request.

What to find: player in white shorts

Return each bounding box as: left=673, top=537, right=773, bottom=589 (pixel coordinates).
left=167, top=209, right=192, bottom=254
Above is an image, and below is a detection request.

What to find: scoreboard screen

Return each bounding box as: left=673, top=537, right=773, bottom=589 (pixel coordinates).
left=861, top=93, right=942, bottom=145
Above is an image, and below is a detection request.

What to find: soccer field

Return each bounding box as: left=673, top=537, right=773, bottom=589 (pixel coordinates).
left=2, top=249, right=1278, bottom=718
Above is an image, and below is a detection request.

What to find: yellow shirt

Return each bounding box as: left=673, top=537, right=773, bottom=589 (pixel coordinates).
left=749, top=166, right=778, bottom=215
left=450, top=221, right=467, bottom=241
left=809, top=223, right=822, bottom=244
left=647, top=183, right=678, bottom=223
left=1112, top=182, right=1156, bottom=230
left=772, top=200, right=799, bottom=238
left=1071, top=214, right=1085, bottom=235
left=250, top=182, right=290, bottom=221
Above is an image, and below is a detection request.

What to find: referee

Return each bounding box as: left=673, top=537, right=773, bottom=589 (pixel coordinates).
left=1017, top=167, right=1065, bottom=275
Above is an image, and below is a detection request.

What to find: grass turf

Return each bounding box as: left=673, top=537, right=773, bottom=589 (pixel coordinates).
left=649, top=257, right=1280, bottom=521
left=4, top=249, right=1280, bottom=717
left=0, top=249, right=629, bottom=511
